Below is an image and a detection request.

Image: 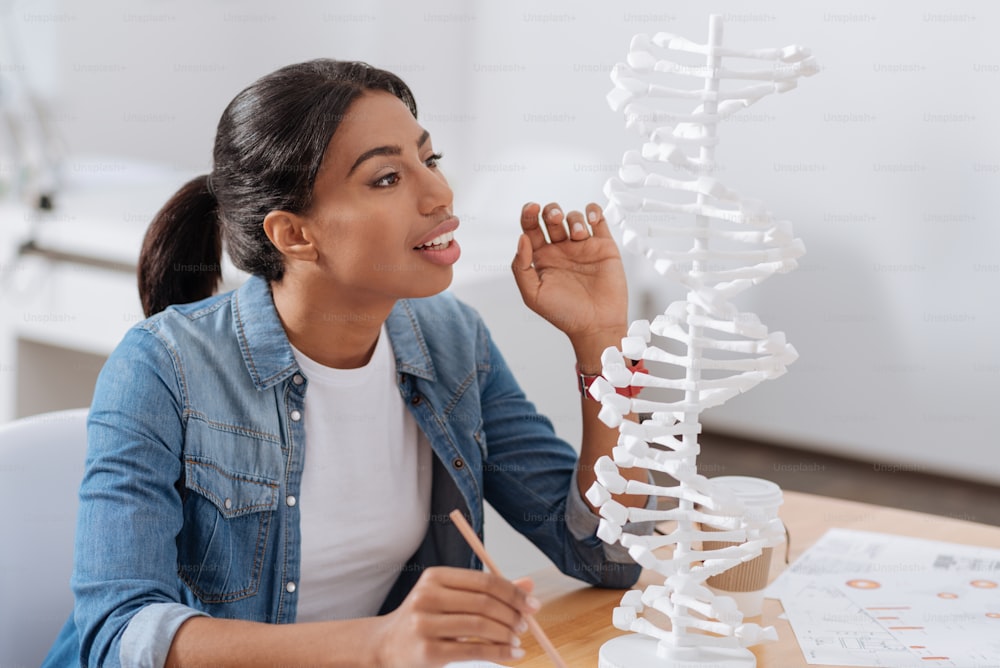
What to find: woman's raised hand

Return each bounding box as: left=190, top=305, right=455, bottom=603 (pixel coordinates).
left=512, top=202, right=628, bottom=349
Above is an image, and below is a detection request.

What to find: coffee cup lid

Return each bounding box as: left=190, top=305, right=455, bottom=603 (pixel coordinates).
left=709, top=476, right=783, bottom=508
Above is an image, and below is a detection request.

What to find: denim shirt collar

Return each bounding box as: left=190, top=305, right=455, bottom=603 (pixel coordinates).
left=232, top=274, right=436, bottom=390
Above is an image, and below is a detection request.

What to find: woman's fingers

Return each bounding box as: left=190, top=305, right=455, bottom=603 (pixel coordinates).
left=542, top=202, right=568, bottom=243
left=565, top=209, right=590, bottom=241
left=385, top=626, right=524, bottom=667
left=400, top=568, right=534, bottom=663
left=520, top=202, right=548, bottom=250
left=423, top=612, right=523, bottom=646
left=521, top=201, right=605, bottom=245
left=417, top=567, right=538, bottom=620
left=377, top=566, right=538, bottom=667
left=512, top=576, right=535, bottom=595
left=431, top=635, right=526, bottom=664
left=585, top=202, right=612, bottom=239
left=413, top=587, right=527, bottom=635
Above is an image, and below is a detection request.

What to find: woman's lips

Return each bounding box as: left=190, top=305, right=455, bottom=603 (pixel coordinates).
left=414, top=238, right=461, bottom=266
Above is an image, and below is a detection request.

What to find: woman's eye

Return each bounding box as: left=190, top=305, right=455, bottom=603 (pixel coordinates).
left=373, top=172, right=400, bottom=187
left=371, top=153, right=442, bottom=187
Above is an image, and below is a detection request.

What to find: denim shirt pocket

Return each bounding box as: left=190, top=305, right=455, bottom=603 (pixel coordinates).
left=178, top=454, right=280, bottom=603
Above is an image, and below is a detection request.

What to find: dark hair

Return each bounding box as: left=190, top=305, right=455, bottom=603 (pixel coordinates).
left=138, top=59, right=418, bottom=317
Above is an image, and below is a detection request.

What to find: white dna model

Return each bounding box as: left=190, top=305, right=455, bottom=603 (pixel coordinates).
left=585, top=15, right=818, bottom=668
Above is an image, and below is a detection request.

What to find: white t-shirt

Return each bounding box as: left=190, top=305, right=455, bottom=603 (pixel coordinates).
left=291, top=328, right=432, bottom=621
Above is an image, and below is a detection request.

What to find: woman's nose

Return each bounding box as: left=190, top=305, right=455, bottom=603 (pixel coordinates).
left=418, top=167, right=453, bottom=214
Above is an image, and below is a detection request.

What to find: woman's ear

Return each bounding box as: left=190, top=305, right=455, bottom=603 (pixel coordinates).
left=263, top=210, right=319, bottom=263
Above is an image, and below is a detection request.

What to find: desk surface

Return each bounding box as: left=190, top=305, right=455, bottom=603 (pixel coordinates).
left=512, top=490, right=1000, bottom=667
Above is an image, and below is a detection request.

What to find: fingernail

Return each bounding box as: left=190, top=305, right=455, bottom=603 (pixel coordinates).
left=517, top=618, right=529, bottom=633
left=549, top=208, right=562, bottom=218
left=527, top=596, right=542, bottom=612
left=512, top=648, right=526, bottom=659
left=572, top=222, right=585, bottom=235
left=587, top=210, right=598, bottom=223
left=512, top=636, right=521, bottom=648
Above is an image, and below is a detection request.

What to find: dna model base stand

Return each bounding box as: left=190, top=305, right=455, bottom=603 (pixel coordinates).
left=600, top=634, right=755, bottom=668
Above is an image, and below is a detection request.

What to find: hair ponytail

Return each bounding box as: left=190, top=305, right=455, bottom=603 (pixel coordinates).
left=137, top=175, right=222, bottom=317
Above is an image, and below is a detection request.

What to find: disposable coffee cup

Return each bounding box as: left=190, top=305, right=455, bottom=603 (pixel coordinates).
left=698, top=476, right=784, bottom=618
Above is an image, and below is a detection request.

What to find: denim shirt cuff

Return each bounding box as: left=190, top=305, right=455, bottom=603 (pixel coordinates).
left=565, top=463, right=658, bottom=563
left=120, top=603, right=208, bottom=667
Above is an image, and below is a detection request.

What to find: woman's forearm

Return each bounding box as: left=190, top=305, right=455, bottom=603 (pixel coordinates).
left=165, top=566, right=533, bottom=668
left=166, top=615, right=381, bottom=668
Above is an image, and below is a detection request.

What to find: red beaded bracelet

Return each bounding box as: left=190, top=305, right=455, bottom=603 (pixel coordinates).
left=577, top=358, right=648, bottom=399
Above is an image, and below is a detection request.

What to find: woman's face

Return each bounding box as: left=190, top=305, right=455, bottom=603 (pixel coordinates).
left=302, top=90, right=459, bottom=305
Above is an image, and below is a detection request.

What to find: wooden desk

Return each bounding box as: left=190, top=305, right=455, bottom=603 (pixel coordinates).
left=512, top=490, right=1000, bottom=667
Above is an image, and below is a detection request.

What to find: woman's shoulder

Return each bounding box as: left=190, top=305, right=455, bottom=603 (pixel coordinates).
left=110, top=288, right=239, bottom=364
left=138, top=289, right=235, bottom=336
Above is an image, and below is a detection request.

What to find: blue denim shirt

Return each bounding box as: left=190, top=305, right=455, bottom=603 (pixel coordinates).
left=44, top=275, right=643, bottom=667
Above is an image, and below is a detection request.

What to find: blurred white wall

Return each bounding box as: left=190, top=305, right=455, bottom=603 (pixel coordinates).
left=2, top=0, right=998, bottom=574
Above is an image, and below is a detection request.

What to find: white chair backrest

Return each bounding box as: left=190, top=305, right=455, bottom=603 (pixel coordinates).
left=0, top=408, right=89, bottom=667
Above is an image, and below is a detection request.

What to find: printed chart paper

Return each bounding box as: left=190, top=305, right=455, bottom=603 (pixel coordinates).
left=768, top=528, right=1000, bottom=667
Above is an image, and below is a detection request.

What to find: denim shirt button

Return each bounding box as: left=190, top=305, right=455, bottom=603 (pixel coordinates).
left=286, top=495, right=296, bottom=507
left=410, top=395, right=422, bottom=406
left=290, top=410, right=302, bottom=422
left=292, top=374, right=305, bottom=386
left=224, top=498, right=233, bottom=510
left=452, top=457, right=465, bottom=469
left=286, top=581, right=296, bottom=593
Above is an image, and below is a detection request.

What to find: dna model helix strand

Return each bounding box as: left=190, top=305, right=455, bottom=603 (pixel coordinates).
left=584, top=15, right=818, bottom=668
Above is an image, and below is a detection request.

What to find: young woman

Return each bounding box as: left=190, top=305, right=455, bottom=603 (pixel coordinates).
left=44, top=59, right=650, bottom=668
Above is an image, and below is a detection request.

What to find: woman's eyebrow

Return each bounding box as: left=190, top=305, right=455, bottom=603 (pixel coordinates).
left=347, top=129, right=431, bottom=176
